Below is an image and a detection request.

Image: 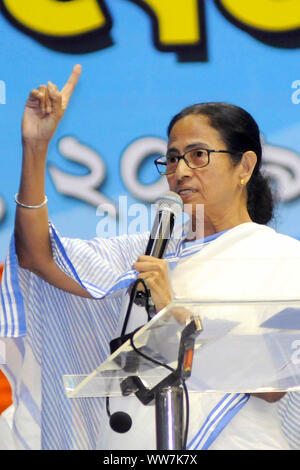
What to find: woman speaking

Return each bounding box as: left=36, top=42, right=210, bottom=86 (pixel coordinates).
left=0, top=66, right=299, bottom=450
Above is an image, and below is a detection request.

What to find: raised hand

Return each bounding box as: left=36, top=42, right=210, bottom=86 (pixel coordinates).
left=16, top=64, right=93, bottom=298
left=22, top=64, right=82, bottom=144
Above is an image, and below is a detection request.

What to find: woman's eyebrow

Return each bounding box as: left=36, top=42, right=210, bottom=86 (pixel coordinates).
left=166, top=147, right=180, bottom=154
left=167, top=142, right=210, bottom=153
left=185, top=142, right=210, bottom=151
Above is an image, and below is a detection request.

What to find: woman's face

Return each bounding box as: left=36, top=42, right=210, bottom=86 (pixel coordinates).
left=167, top=114, right=244, bottom=220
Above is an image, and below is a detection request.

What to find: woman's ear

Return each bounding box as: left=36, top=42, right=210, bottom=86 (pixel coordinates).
left=239, top=151, right=257, bottom=184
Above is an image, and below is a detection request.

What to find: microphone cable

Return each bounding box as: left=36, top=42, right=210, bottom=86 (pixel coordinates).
left=121, top=278, right=156, bottom=337
left=107, top=278, right=156, bottom=433
left=105, top=396, right=133, bottom=434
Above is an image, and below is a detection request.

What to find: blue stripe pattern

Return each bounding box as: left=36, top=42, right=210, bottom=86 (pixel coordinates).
left=0, top=224, right=299, bottom=449
left=0, top=235, right=26, bottom=337
left=278, top=392, right=300, bottom=449
left=1, top=225, right=190, bottom=448
left=187, top=393, right=250, bottom=450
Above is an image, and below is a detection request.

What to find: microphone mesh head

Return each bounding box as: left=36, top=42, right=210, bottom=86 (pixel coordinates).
left=155, top=191, right=183, bottom=218
left=109, top=411, right=132, bottom=433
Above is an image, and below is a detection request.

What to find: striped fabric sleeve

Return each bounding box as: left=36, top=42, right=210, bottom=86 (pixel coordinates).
left=0, top=224, right=149, bottom=338
left=0, top=225, right=152, bottom=449
left=49, top=223, right=149, bottom=298
left=0, top=234, right=26, bottom=337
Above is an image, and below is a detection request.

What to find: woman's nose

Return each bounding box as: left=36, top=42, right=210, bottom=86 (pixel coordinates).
left=174, top=157, right=193, bottom=179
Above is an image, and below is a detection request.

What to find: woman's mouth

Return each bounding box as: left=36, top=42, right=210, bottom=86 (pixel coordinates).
left=177, top=189, right=196, bottom=197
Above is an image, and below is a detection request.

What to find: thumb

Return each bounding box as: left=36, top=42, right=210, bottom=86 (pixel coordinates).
left=48, top=81, right=63, bottom=113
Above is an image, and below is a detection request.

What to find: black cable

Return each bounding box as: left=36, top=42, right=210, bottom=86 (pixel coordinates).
left=107, top=278, right=156, bottom=432
left=110, top=279, right=190, bottom=446
left=121, top=279, right=144, bottom=336
left=106, top=395, right=110, bottom=416
left=129, top=335, right=190, bottom=450
left=121, top=278, right=154, bottom=336
left=106, top=396, right=132, bottom=433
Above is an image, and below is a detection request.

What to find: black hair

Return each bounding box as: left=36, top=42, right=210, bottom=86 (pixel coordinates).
left=167, top=102, right=274, bottom=224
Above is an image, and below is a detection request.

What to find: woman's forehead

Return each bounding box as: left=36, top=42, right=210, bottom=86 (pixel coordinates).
left=168, top=114, right=224, bottom=148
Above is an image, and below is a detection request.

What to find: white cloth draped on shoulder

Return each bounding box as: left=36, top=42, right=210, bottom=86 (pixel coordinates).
left=0, top=221, right=300, bottom=449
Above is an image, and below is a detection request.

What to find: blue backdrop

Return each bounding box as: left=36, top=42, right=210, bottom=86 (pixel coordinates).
left=0, top=0, right=300, bottom=260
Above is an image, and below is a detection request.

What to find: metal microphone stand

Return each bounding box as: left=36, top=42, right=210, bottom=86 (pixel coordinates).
left=120, top=318, right=202, bottom=450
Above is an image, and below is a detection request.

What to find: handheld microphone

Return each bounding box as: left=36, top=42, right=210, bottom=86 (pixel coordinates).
left=107, top=192, right=183, bottom=433
left=145, top=191, right=183, bottom=258
left=134, top=191, right=183, bottom=310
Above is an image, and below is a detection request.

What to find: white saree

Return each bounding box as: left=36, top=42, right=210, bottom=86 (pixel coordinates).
left=0, top=221, right=300, bottom=449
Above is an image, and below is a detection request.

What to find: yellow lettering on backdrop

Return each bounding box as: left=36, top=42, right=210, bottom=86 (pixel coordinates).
left=2, top=0, right=106, bottom=36
left=219, top=0, right=300, bottom=32
left=137, top=0, right=200, bottom=45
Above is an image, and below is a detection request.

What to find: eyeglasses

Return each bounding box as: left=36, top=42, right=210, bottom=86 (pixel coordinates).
left=154, top=147, right=238, bottom=175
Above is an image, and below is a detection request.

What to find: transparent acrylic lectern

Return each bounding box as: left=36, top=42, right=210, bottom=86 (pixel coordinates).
left=63, top=258, right=300, bottom=450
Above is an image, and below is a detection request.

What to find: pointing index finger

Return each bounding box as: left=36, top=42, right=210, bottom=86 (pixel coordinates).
left=61, top=64, right=82, bottom=106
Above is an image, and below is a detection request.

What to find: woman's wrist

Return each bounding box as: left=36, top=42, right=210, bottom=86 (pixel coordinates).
left=22, top=137, right=49, bottom=155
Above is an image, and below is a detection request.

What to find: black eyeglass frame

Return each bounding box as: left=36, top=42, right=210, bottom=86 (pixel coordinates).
left=154, top=148, right=239, bottom=175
